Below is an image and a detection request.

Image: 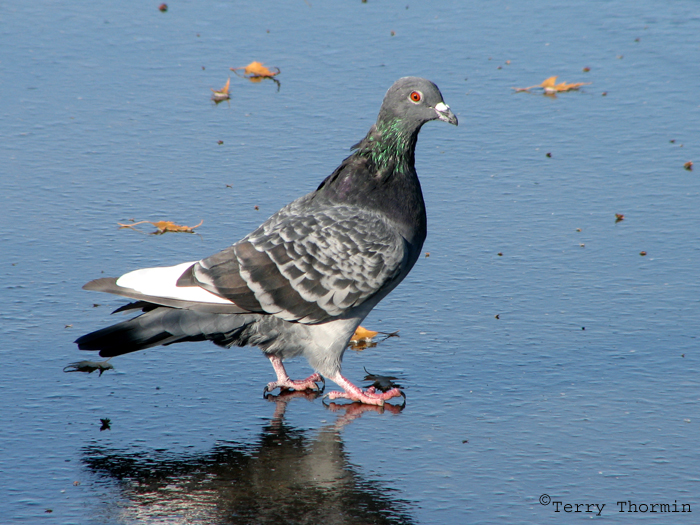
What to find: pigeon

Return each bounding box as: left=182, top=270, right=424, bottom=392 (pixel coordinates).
left=76, top=77, right=457, bottom=406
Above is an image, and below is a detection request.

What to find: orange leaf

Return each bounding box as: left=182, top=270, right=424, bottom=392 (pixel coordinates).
left=514, top=75, right=591, bottom=94
left=211, top=78, right=230, bottom=102
left=351, top=326, right=379, bottom=342
left=118, top=219, right=203, bottom=235
left=540, top=76, right=559, bottom=89
left=553, top=80, right=590, bottom=92
left=231, top=61, right=280, bottom=78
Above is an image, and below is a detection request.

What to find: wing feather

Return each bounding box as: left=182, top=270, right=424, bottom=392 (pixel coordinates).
left=190, top=202, right=406, bottom=323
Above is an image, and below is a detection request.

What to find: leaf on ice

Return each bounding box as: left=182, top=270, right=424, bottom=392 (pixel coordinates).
left=363, top=367, right=402, bottom=392
left=63, top=360, right=114, bottom=376
left=231, top=61, right=280, bottom=79
left=351, top=326, right=379, bottom=343
left=514, top=76, right=591, bottom=95
left=231, top=61, right=281, bottom=90
left=211, top=77, right=230, bottom=103
left=118, top=219, right=204, bottom=235
left=349, top=326, right=400, bottom=351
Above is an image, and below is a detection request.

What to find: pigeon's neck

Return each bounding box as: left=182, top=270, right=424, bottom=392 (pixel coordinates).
left=358, top=118, right=420, bottom=172
left=314, top=117, right=427, bottom=247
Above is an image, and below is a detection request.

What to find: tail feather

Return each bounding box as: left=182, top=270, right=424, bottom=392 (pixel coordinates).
left=76, top=305, right=254, bottom=358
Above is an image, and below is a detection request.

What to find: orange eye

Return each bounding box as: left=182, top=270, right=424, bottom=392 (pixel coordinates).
left=409, top=91, right=422, bottom=103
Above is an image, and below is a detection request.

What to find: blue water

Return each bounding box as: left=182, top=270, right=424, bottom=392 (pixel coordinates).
left=1, top=1, right=699, bottom=523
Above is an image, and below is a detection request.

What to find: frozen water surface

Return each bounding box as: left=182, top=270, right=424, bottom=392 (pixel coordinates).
left=1, top=1, right=699, bottom=523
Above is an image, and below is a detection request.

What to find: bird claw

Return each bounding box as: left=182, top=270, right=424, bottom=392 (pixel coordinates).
left=322, top=387, right=406, bottom=407
left=262, top=373, right=325, bottom=398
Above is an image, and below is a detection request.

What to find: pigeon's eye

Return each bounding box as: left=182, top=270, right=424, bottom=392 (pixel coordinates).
left=409, top=91, right=422, bottom=103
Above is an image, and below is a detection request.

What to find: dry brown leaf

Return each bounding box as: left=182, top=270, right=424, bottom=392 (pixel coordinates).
left=362, top=367, right=401, bottom=392
left=514, top=75, right=591, bottom=94
left=231, top=61, right=280, bottom=79
left=547, top=77, right=591, bottom=93
left=211, top=77, right=230, bottom=103
left=351, top=326, right=379, bottom=343
left=348, top=326, right=400, bottom=351
left=63, top=360, right=114, bottom=376
left=118, top=219, right=203, bottom=235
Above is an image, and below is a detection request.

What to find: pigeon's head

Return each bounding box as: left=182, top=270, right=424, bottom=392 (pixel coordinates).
left=377, top=77, right=458, bottom=131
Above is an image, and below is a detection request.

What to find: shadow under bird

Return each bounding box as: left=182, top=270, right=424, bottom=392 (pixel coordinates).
left=76, top=77, right=457, bottom=406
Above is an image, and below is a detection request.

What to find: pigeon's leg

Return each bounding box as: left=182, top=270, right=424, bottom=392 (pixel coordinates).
left=263, top=355, right=324, bottom=394
left=326, top=372, right=404, bottom=406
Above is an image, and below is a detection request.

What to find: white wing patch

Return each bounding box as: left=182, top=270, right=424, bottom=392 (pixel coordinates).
left=116, top=262, right=234, bottom=305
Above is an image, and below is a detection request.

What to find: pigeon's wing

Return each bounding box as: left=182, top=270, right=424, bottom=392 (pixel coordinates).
left=179, top=203, right=408, bottom=324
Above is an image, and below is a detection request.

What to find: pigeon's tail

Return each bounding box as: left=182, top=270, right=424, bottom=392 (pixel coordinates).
left=76, top=304, right=256, bottom=358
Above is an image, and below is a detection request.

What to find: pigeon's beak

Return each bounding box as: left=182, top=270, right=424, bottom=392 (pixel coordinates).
left=434, top=102, right=458, bottom=126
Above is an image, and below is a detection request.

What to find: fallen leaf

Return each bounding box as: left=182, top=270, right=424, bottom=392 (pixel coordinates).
left=158, top=3, right=168, bottom=12
left=513, top=76, right=591, bottom=94
left=100, top=418, right=111, bottom=431
left=118, top=219, right=203, bottom=235
left=615, top=213, right=625, bottom=223
left=348, top=326, right=399, bottom=350
left=231, top=61, right=280, bottom=79
left=684, top=161, right=693, bottom=171
left=542, top=76, right=591, bottom=93
left=64, top=360, right=114, bottom=376
left=351, top=326, right=379, bottom=343
left=231, top=61, right=280, bottom=90
left=211, top=77, right=230, bottom=103
left=640, top=251, right=647, bottom=256
left=363, top=367, right=401, bottom=392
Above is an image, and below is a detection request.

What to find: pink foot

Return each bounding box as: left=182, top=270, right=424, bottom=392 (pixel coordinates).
left=264, top=373, right=324, bottom=394
left=263, top=355, right=325, bottom=395
left=325, top=373, right=405, bottom=406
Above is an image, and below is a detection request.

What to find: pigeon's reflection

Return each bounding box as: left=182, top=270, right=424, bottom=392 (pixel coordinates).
left=82, top=394, right=414, bottom=524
